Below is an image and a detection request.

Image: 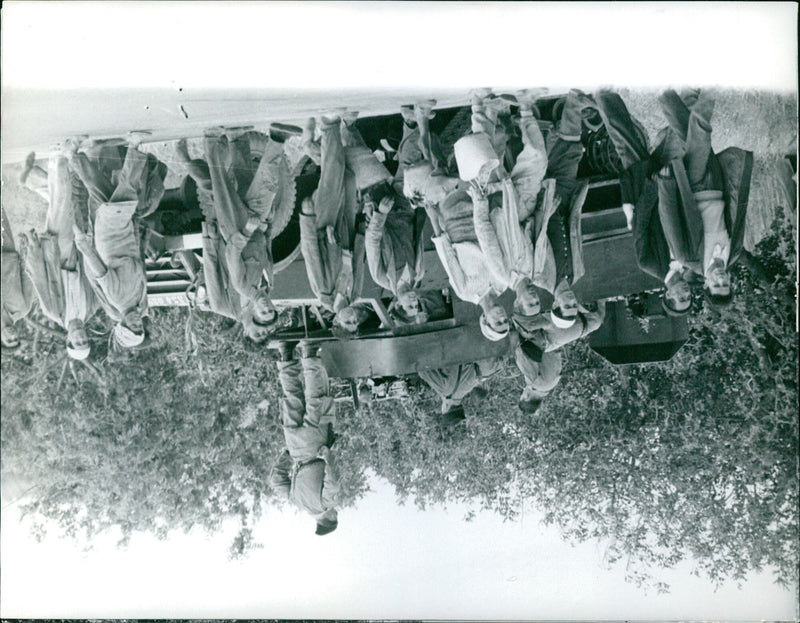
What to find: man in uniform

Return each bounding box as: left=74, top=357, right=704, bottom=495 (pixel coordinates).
left=69, top=135, right=165, bottom=349
left=1, top=211, right=35, bottom=349
left=419, top=357, right=505, bottom=424
left=269, top=341, right=340, bottom=536
left=25, top=152, right=96, bottom=360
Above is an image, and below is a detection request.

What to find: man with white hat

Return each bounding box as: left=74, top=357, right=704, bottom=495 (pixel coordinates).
left=269, top=341, right=340, bottom=536
left=69, top=135, right=164, bottom=350
left=1, top=211, right=35, bottom=349
left=512, top=299, right=606, bottom=353
left=24, top=152, right=97, bottom=361
left=191, top=131, right=286, bottom=342
left=426, top=187, right=510, bottom=341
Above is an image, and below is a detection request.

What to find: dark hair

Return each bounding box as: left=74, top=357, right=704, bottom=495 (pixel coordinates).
left=704, top=286, right=734, bottom=309
left=315, top=519, right=338, bottom=536
left=518, top=397, right=543, bottom=414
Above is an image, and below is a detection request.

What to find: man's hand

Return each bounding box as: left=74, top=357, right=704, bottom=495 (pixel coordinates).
left=73, top=225, right=93, bottom=252
left=242, top=215, right=261, bottom=238
left=378, top=195, right=394, bottom=214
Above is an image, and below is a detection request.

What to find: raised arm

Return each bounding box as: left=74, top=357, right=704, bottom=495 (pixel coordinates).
left=470, top=188, right=510, bottom=290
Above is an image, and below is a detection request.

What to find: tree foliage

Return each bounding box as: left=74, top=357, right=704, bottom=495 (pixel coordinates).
left=1, top=216, right=797, bottom=589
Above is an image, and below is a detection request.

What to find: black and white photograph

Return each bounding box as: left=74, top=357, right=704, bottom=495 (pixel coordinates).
left=1, top=2, right=797, bottom=620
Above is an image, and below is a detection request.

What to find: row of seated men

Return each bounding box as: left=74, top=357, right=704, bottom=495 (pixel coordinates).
left=1, top=87, right=751, bottom=538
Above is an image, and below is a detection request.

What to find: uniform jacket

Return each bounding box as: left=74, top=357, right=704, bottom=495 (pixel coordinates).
left=657, top=147, right=752, bottom=273
left=365, top=205, right=426, bottom=295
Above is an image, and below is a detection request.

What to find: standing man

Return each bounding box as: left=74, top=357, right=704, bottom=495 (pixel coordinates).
left=300, top=112, right=377, bottom=334
left=69, top=136, right=165, bottom=349
left=1, top=210, right=35, bottom=349
left=25, top=152, right=96, bottom=360
left=269, top=341, right=340, bottom=536
left=594, top=88, right=693, bottom=316
left=202, top=131, right=286, bottom=341
left=542, top=91, right=594, bottom=322
left=654, top=89, right=751, bottom=308
left=175, top=135, right=282, bottom=341
left=364, top=193, right=427, bottom=320
left=514, top=339, right=562, bottom=415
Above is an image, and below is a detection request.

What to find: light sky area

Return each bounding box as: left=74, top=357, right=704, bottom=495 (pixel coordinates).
left=1, top=1, right=798, bottom=620
left=2, top=475, right=796, bottom=620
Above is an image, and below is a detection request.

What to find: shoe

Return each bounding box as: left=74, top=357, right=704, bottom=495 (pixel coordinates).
left=320, top=107, right=347, bottom=125
left=400, top=104, right=416, bottom=126
left=126, top=130, right=153, bottom=148
left=269, top=122, right=303, bottom=144
left=414, top=98, right=437, bottom=120
left=277, top=341, right=297, bottom=362
left=302, top=117, right=316, bottom=144
left=342, top=110, right=359, bottom=126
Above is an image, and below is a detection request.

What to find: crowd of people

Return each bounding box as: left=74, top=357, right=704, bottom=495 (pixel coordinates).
left=1, top=87, right=750, bottom=537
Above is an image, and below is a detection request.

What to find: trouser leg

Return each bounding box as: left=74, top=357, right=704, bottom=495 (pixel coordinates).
left=244, top=138, right=284, bottom=223
left=659, top=89, right=715, bottom=189
left=301, top=355, right=334, bottom=429
left=556, top=94, right=584, bottom=141
left=396, top=123, right=423, bottom=180
left=228, top=134, right=256, bottom=197
left=45, top=156, right=77, bottom=262
left=546, top=137, right=584, bottom=208
left=71, top=152, right=114, bottom=206
left=204, top=136, right=249, bottom=240
left=185, top=158, right=213, bottom=192
left=109, top=147, right=149, bottom=203
left=278, top=359, right=306, bottom=428
left=314, top=121, right=347, bottom=231
left=594, top=91, right=650, bottom=169
left=341, top=121, right=368, bottom=148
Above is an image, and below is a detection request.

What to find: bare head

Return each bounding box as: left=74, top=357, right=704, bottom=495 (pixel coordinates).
left=663, top=273, right=692, bottom=315
left=333, top=306, right=361, bottom=334
left=553, top=280, right=578, bottom=319
left=514, top=280, right=541, bottom=317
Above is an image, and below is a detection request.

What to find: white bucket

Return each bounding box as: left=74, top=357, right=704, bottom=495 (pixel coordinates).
left=454, top=134, right=500, bottom=182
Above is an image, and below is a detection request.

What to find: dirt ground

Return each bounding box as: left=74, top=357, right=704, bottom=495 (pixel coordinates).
left=2, top=88, right=796, bottom=253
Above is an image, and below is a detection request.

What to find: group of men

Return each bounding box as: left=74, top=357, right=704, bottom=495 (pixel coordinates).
left=1, top=87, right=748, bottom=538
left=3, top=133, right=167, bottom=361
left=255, top=87, right=748, bottom=537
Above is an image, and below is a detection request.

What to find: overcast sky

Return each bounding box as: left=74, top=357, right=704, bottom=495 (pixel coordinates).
left=1, top=1, right=797, bottom=619
left=2, top=475, right=796, bottom=619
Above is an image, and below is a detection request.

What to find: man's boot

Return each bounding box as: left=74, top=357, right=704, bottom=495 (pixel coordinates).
left=277, top=341, right=297, bottom=362
left=298, top=340, right=320, bottom=360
